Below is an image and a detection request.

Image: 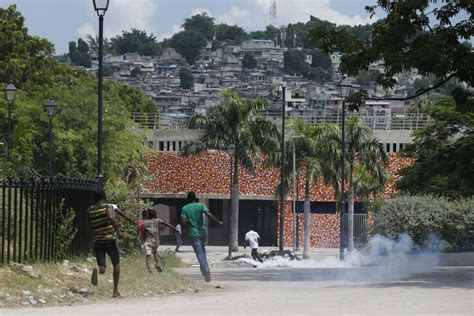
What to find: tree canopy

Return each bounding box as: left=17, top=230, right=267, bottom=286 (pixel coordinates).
left=182, top=12, right=215, bottom=41
left=397, top=97, right=473, bottom=198
left=242, top=53, right=258, bottom=69
left=110, top=29, right=161, bottom=56
left=179, top=67, right=194, bottom=89
left=169, top=30, right=207, bottom=64
left=0, top=5, right=155, bottom=186
left=309, top=0, right=473, bottom=108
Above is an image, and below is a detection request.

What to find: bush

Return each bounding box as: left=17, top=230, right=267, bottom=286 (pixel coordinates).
left=374, top=195, right=474, bottom=251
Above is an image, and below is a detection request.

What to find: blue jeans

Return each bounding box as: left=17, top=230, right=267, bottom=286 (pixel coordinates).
left=191, top=236, right=210, bottom=274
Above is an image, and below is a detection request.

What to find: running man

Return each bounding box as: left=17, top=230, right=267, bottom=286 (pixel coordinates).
left=87, top=189, right=123, bottom=298
left=181, top=192, right=223, bottom=282
left=244, top=224, right=264, bottom=263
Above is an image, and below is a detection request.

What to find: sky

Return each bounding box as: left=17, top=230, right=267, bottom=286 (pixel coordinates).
left=1, top=0, right=378, bottom=54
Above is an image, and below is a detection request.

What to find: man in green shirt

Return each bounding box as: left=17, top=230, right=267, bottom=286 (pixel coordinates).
left=181, top=192, right=223, bottom=282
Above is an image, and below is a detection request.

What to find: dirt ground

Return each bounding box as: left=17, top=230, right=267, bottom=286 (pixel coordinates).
left=2, top=246, right=473, bottom=315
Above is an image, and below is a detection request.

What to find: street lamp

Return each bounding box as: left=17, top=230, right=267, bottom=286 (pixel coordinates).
left=292, top=134, right=304, bottom=255
left=278, top=84, right=286, bottom=253
left=44, top=99, right=57, bottom=177
left=93, top=0, right=110, bottom=186
left=337, top=78, right=352, bottom=261
left=226, top=144, right=236, bottom=260
left=4, top=82, right=17, bottom=160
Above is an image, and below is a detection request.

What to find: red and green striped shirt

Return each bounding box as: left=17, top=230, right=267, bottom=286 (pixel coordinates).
left=87, top=203, right=115, bottom=243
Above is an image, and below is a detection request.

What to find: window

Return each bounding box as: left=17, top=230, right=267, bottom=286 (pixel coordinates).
left=399, top=143, right=404, bottom=151
left=148, top=141, right=154, bottom=149
left=392, top=143, right=397, bottom=153
left=386, top=143, right=390, bottom=153
left=159, top=141, right=164, bottom=151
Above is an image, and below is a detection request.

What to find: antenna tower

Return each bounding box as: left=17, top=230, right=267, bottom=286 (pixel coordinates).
left=270, top=0, right=277, bottom=26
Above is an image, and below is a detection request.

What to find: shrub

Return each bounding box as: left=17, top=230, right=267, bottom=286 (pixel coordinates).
left=374, top=195, right=474, bottom=251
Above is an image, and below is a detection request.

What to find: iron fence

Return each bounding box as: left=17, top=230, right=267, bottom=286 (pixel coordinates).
left=0, top=178, right=99, bottom=265
left=343, top=214, right=368, bottom=246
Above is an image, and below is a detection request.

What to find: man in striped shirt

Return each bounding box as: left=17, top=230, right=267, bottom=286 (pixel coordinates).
left=87, top=189, right=123, bottom=298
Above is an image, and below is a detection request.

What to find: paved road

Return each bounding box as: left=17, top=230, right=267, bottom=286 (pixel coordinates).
left=2, top=265, right=473, bottom=315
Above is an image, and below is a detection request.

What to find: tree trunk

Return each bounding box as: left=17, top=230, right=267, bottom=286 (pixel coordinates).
left=347, top=186, right=355, bottom=252
left=303, top=177, right=311, bottom=259
left=229, top=160, right=239, bottom=252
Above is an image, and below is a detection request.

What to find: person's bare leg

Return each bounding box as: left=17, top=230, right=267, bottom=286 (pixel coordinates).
left=146, top=255, right=153, bottom=273
left=154, top=251, right=162, bottom=272
left=112, top=264, right=121, bottom=297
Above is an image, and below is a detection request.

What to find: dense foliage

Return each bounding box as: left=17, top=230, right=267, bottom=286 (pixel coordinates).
left=0, top=5, right=155, bottom=186
left=179, top=67, right=194, bottom=89
left=309, top=0, right=473, bottom=109
left=242, top=53, right=258, bottom=69
left=182, top=12, right=215, bottom=41
left=110, top=29, right=161, bottom=56
left=397, top=97, right=473, bottom=198
left=169, top=30, right=207, bottom=65
left=374, top=195, right=474, bottom=251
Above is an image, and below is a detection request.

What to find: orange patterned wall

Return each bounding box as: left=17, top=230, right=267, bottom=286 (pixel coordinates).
left=145, top=152, right=413, bottom=247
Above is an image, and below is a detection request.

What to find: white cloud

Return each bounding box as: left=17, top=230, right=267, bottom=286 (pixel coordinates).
left=217, top=0, right=373, bottom=31
left=77, top=0, right=159, bottom=39
left=159, top=24, right=183, bottom=41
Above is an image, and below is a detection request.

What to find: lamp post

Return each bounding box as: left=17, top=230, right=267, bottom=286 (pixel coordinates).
left=4, top=82, right=17, bottom=160
left=226, top=143, right=235, bottom=260
left=292, top=135, right=304, bottom=254
left=337, top=79, right=352, bottom=261
left=44, top=99, right=57, bottom=177
left=278, top=84, right=286, bottom=253
left=93, top=0, right=110, bottom=186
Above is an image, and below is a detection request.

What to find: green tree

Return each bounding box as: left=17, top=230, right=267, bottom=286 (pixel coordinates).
left=215, top=24, right=249, bottom=44
left=0, top=5, right=55, bottom=86
left=169, top=30, right=207, bottom=64
left=268, top=119, right=339, bottom=258
left=345, top=117, right=389, bottom=251
left=242, top=53, right=258, bottom=69
left=283, top=50, right=310, bottom=76
left=184, top=89, right=280, bottom=253
left=0, top=5, right=156, bottom=186
left=397, top=97, right=474, bottom=198
left=68, top=38, right=91, bottom=68
left=110, top=29, right=161, bottom=56
left=179, top=67, right=194, bottom=89
left=309, top=1, right=473, bottom=109
left=183, top=12, right=215, bottom=41
left=130, top=67, right=142, bottom=78
left=355, top=69, right=381, bottom=88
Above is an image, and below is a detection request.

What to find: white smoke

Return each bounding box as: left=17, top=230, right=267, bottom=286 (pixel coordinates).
left=239, top=234, right=443, bottom=280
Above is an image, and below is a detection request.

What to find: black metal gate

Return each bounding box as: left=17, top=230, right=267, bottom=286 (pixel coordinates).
left=0, top=178, right=99, bottom=265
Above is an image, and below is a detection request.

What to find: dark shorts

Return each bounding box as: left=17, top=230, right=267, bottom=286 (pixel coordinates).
left=93, top=239, right=120, bottom=268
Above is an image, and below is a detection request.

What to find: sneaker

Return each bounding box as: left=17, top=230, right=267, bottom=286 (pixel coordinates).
left=91, top=268, right=98, bottom=286
left=156, top=265, right=163, bottom=273
left=204, top=271, right=211, bottom=283
left=112, top=291, right=123, bottom=299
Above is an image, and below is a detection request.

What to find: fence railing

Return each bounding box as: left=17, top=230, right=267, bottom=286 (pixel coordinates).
left=0, top=178, right=99, bottom=265
left=343, top=214, right=367, bottom=246
left=132, top=110, right=431, bottom=131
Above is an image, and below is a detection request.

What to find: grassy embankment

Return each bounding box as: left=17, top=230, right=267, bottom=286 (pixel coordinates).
left=0, top=250, right=198, bottom=308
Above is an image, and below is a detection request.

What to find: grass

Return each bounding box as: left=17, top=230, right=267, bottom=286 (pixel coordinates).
left=0, top=250, right=198, bottom=308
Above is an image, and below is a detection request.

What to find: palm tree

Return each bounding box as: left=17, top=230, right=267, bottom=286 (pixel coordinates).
left=345, top=117, right=389, bottom=252
left=183, top=89, right=279, bottom=252
left=268, top=118, right=339, bottom=258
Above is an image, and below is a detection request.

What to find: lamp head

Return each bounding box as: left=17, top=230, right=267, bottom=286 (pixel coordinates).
left=93, top=0, right=110, bottom=16
left=4, top=82, right=17, bottom=102
left=227, top=144, right=236, bottom=156
left=44, top=99, right=57, bottom=118
left=337, top=78, right=352, bottom=98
